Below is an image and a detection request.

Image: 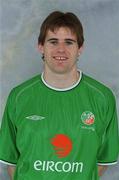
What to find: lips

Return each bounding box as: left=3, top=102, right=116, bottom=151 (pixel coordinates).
left=53, top=56, right=68, bottom=61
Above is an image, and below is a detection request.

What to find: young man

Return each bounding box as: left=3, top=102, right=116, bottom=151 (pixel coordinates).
left=0, top=11, right=119, bottom=180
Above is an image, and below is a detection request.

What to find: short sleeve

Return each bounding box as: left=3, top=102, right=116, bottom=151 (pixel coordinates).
left=97, top=91, right=119, bottom=165
left=0, top=89, right=19, bottom=165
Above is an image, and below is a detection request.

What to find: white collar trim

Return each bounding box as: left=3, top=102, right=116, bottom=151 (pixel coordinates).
left=41, top=70, right=82, bottom=91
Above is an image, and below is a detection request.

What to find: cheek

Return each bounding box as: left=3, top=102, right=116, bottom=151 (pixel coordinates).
left=44, top=50, right=54, bottom=61
left=44, top=46, right=54, bottom=55
left=70, top=50, right=79, bottom=58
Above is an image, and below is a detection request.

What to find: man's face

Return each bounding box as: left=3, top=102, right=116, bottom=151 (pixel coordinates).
left=38, top=27, right=83, bottom=74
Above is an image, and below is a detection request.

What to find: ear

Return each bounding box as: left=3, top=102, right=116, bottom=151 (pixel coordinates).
left=78, top=44, right=84, bottom=55
left=37, top=44, right=44, bottom=54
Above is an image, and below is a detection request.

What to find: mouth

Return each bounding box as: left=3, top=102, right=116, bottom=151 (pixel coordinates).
left=53, top=56, right=68, bottom=61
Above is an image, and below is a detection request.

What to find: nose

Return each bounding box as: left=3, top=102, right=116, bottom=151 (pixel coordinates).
left=57, top=42, right=65, bottom=53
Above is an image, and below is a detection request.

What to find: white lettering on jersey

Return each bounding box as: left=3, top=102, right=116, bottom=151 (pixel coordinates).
left=34, top=160, right=83, bottom=173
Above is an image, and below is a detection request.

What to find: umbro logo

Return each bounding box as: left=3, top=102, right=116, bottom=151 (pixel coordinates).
left=26, top=115, right=45, bottom=121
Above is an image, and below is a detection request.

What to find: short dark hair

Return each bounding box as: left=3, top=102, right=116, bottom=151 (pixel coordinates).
left=38, top=11, right=84, bottom=48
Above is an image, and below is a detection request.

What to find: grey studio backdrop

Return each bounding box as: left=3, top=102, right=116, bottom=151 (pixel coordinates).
left=0, top=0, right=119, bottom=179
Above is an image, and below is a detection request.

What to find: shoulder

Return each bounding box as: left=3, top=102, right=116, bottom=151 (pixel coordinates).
left=82, top=73, right=116, bottom=104
left=8, top=74, right=41, bottom=102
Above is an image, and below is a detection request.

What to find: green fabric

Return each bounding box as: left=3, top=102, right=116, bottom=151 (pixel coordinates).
left=0, top=73, right=119, bottom=180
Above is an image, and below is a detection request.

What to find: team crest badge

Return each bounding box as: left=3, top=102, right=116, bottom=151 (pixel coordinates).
left=81, top=111, right=95, bottom=125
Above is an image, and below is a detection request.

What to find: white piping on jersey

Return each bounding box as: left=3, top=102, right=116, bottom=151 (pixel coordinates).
left=0, top=160, right=16, bottom=166
left=83, top=80, right=106, bottom=100
left=16, top=79, right=40, bottom=103
left=41, top=70, right=82, bottom=91
left=97, top=161, right=118, bottom=166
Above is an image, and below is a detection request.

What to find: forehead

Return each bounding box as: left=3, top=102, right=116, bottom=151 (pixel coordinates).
left=45, top=27, right=77, bottom=40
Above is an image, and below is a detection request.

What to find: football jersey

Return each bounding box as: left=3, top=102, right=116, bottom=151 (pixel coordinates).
left=0, top=71, right=119, bottom=180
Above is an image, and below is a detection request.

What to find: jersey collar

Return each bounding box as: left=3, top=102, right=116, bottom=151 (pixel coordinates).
left=41, top=70, right=82, bottom=91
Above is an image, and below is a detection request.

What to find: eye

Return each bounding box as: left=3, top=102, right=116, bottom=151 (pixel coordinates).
left=49, top=41, right=58, bottom=45
left=65, top=41, right=74, bottom=45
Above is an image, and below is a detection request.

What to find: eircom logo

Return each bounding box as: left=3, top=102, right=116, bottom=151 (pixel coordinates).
left=34, top=134, right=83, bottom=173
left=51, top=134, right=72, bottom=158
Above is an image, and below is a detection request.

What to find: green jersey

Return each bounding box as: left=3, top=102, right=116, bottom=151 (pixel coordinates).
left=0, top=72, right=119, bottom=180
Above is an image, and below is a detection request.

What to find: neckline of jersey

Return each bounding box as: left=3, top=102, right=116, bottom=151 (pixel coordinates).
left=41, top=70, right=82, bottom=91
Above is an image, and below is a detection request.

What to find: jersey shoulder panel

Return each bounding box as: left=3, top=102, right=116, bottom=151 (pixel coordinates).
left=14, top=74, right=41, bottom=91
left=4, top=74, right=41, bottom=122
left=82, top=73, right=115, bottom=101
left=10, top=74, right=41, bottom=101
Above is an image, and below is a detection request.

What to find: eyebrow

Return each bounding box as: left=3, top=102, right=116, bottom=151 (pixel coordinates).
left=47, top=38, right=77, bottom=43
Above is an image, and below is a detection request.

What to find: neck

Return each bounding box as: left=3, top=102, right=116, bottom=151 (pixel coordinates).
left=43, top=68, right=80, bottom=89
